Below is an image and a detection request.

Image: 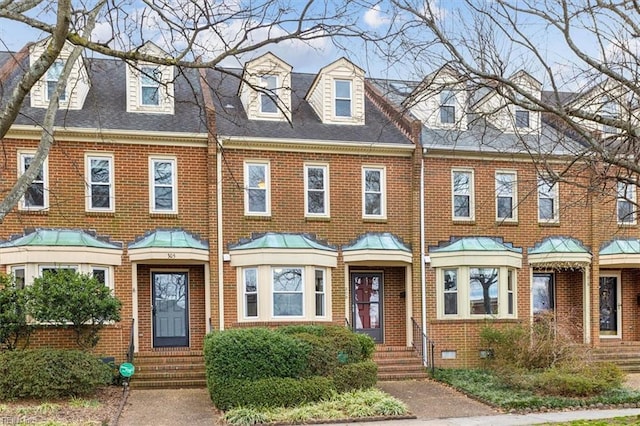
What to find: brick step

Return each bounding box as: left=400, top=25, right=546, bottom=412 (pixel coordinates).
left=133, top=370, right=206, bottom=381
left=130, top=379, right=207, bottom=389
left=374, top=356, right=423, bottom=365
left=378, top=372, right=430, bottom=381
left=136, top=363, right=205, bottom=372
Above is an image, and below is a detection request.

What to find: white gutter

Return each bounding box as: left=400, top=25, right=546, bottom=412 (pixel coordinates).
left=420, top=150, right=427, bottom=365
left=217, top=146, right=225, bottom=330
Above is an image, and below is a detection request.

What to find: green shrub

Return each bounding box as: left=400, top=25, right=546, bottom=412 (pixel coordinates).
left=27, top=270, right=122, bottom=349
left=204, top=328, right=309, bottom=381
left=532, top=362, right=624, bottom=397
left=208, top=376, right=334, bottom=410
left=332, top=360, right=378, bottom=393
left=355, top=333, right=375, bottom=360
left=278, top=325, right=368, bottom=366
left=0, top=349, right=113, bottom=399
left=0, top=274, right=32, bottom=350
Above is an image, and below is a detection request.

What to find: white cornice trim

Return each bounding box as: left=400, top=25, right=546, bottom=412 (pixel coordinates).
left=229, top=248, right=338, bottom=268
left=597, top=254, right=639, bottom=268
left=343, top=249, right=412, bottom=265
left=0, top=246, right=123, bottom=266
left=7, top=125, right=208, bottom=147
left=424, top=149, right=582, bottom=164
left=528, top=252, right=592, bottom=265
left=128, top=247, right=209, bottom=262
left=429, top=250, right=523, bottom=269
left=220, top=136, right=415, bottom=157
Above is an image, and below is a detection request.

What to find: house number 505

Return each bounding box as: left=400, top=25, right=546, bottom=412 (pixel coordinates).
left=167, top=253, right=176, bottom=259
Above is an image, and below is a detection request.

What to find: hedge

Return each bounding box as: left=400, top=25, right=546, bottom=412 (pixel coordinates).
left=332, top=360, right=378, bottom=393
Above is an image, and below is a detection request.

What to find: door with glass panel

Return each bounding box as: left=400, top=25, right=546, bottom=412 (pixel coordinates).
left=351, top=272, right=383, bottom=343
left=532, top=273, right=555, bottom=315
left=599, top=276, right=618, bottom=336
left=152, top=272, right=189, bottom=347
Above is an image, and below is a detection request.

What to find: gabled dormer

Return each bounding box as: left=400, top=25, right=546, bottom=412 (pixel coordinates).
left=568, top=80, right=628, bottom=137
left=305, top=58, right=365, bottom=125
left=472, top=70, right=542, bottom=134
left=239, top=52, right=292, bottom=122
left=406, top=65, right=468, bottom=130
left=125, top=42, right=174, bottom=115
left=29, top=39, right=90, bottom=110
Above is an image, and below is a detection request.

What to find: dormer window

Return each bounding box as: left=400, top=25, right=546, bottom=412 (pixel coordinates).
left=46, top=61, right=66, bottom=102
left=600, top=98, right=619, bottom=134
left=260, top=75, right=278, bottom=114
left=335, top=80, right=352, bottom=117
left=140, top=67, right=161, bottom=106
left=440, top=90, right=456, bottom=124
left=515, top=109, right=530, bottom=128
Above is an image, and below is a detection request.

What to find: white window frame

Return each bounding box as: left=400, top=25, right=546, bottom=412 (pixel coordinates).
left=452, top=169, right=474, bottom=221
left=304, top=163, right=329, bottom=218
left=495, top=171, right=517, bottom=222
left=436, top=266, right=517, bottom=319
left=46, top=60, right=67, bottom=103
left=334, top=79, right=352, bottom=118
left=617, top=181, right=637, bottom=225
left=440, top=90, right=456, bottom=125
left=315, top=269, right=326, bottom=317
left=91, top=266, right=115, bottom=292
left=244, top=161, right=271, bottom=216
left=537, top=176, right=559, bottom=223
left=362, top=166, right=386, bottom=219
left=272, top=266, right=305, bottom=318
left=243, top=268, right=259, bottom=319
left=259, top=75, right=278, bottom=115
left=18, top=151, right=48, bottom=211
left=140, top=66, right=161, bottom=107
left=149, top=156, right=178, bottom=214
left=85, top=154, right=115, bottom=212
left=443, top=268, right=458, bottom=316
left=10, top=265, right=26, bottom=289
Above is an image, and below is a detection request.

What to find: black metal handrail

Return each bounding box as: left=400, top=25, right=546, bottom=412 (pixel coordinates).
left=126, top=318, right=135, bottom=364
left=411, top=317, right=435, bottom=374
left=345, top=317, right=350, bottom=328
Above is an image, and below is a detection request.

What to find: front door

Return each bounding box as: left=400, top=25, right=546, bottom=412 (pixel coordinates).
left=599, top=276, right=618, bottom=336
left=352, top=272, right=383, bottom=343
left=152, top=271, right=189, bottom=347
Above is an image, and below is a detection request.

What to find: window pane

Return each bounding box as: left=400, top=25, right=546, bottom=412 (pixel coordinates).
left=440, top=105, right=455, bottom=124
left=469, top=268, right=498, bottom=315
left=335, top=80, right=350, bottom=98
left=25, top=184, right=44, bottom=207
left=336, top=99, right=351, bottom=117
left=24, top=156, right=44, bottom=181
left=365, top=170, right=381, bottom=192
left=154, top=187, right=173, bottom=210
left=497, top=197, right=513, bottom=219
left=539, top=198, right=554, bottom=220
left=454, top=195, right=469, bottom=217
left=307, top=168, right=324, bottom=190
left=515, top=110, right=530, bottom=127
left=273, top=294, right=303, bottom=316
left=315, top=270, right=325, bottom=316
left=12, top=267, right=25, bottom=289
left=142, top=87, right=159, bottom=105
left=453, top=172, right=469, bottom=194
left=533, top=274, right=554, bottom=314
left=248, top=188, right=266, bottom=212
left=245, top=269, right=257, bottom=293
left=246, top=294, right=258, bottom=317
left=92, top=269, right=106, bottom=285
left=91, top=159, right=110, bottom=183
left=273, top=268, right=302, bottom=292
left=248, top=165, right=265, bottom=188
left=154, top=162, right=173, bottom=185
left=308, top=191, right=325, bottom=214
left=365, top=193, right=381, bottom=215
left=444, top=269, right=458, bottom=315
left=91, top=185, right=111, bottom=209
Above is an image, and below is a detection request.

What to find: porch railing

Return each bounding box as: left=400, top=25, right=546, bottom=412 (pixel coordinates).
left=126, top=318, right=135, bottom=364
left=345, top=317, right=351, bottom=328
left=411, top=317, right=435, bottom=374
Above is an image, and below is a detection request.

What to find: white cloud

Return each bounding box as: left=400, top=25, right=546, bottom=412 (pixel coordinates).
left=364, top=5, right=390, bottom=29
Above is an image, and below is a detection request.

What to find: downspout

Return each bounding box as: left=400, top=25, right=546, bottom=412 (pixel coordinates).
left=217, top=142, right=225, bottom=330
left=420, top=148, right=427, bottom=365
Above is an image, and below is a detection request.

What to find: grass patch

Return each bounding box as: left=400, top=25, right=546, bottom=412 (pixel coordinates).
left=223, top=388, right=408, bottom=425
left=543, top=416, right=640, bottom=425
left=69, top=397, right=101, bottom=409
left=434, top=369, right=640, bottom=411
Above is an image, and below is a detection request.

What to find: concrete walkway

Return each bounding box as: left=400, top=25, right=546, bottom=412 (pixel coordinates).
left=117, top=375, right=640, bottom=425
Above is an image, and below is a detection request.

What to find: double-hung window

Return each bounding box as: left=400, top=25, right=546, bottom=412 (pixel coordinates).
left=617, top=181, right=637, bottom=225
left=537, top=176, right=558, bottom=223
left=272, top=267, right=303, bottom=317
left=243, top=268, right=258, bottom=318
left=305, top=164, right=329, bottom=217
left=46, top=60, right=66, bottom=102
left=86, top=154, right=114, bottom=212
left=260, top=75, right=278, bottom=114
left=245, top=162, right=270, bottom=215
left=440, top=90, right=456, bottom=124
left=363, top=166, right=386, bottom=218
left=335, top=80, right=352, bottom=117
left=452, top=169, right=474, bottom=220
left=515, top=109, right=530, bottom=128
left=469, top=268, right=499, bottom=315
left=496, top=171, right=517, bottom=221
left=140, top=67, right=161, bottom=106
left=19, top=152, right=48, bottom=210
left=315, top=269, right=325, bottom=317
left=443, top=269, right=458, bottom=315
left=150, top=157, right=177, bottom=213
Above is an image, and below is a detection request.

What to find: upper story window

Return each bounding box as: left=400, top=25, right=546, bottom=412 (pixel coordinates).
left=245, top=161, right=270, bottom=215
left=19, top=152, right=48, bottom=211
left=86, top=154, right=114, bottom=212
left=496, top=171, right=517, bottom=221
left=362, top=166, right=386, bottom=219
left=140, top=67, right=161, bottom=106
left=537, top=176, right=559, bottom=223
left=515, top=109, right=530, bottom=128
left=335, top=80, right=352, bottom=117
left=260, top=75, right=278, bottom=114
left=440, top=90, right=456, bottom=124
left=149, top=157, right=177, bottom=214
left=617, top=181, right=637, bottom=225
left=304, top=164, right=329, bottom=217
left=46, top=61, right=66, bottom=102
left=452, top=169, right=474, bottom=220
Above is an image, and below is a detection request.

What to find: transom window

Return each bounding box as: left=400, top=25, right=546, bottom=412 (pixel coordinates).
left=19, top=152, right=48, bottom=210
left=46, top=60, right=66, bottom=102
left=86, top=155, right=114, bottom=212
left=305, top=164, right=329, bottom=217
left=150, top=157, right=177, bottom=213
left=440, top=90, right=456, bottom=124
left=496, top=171, right=517, bottom=221
left=452, top=169, right=474, bottom=220
left=335, top=80, right=352, bottom=117
left=260, top=75, right=278, bottom=114
left=245, top=162, right=270, bottom=215
left=617, top=181, right=637, bottom=225
left=140, top=67, right=161, bottom=106
left=537, top=176, right=559, bottom=223
left=363, top=166, right=386, bottom=218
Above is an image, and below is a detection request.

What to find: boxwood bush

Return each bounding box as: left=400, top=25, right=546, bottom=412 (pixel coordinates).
left=0, top=349, right=113, bottom=399
left=332, top=360, right=378, bottom=393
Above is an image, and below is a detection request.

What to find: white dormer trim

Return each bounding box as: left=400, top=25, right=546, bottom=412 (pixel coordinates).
left=29, top=40, right=90, bottom=110
left=568, top=80, right=628, bottom=137
left=125, top=42, right=174, bottom=115
left=239, top=52, right=292, bottom=122
left=305, top=58, right=365, bottom=125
